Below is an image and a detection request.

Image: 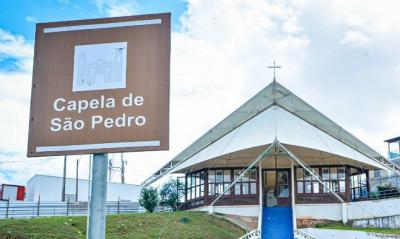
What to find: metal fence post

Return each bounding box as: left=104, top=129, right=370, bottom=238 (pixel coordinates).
left=67, top=197, right=70, bottom=216
left=5, top=199, right=10, bottom=219
left=117, top=196, right=120, bottom=214
left=37, top=195, right=41, bottom=217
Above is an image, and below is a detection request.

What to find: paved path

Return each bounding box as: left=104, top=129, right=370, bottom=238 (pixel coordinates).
left=301, top=228, right=400, bottom=239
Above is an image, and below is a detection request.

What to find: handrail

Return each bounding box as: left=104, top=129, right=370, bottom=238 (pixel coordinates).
left=257, top=204, right=263, bottom=234
left=294, top=229, right=318, bottom=239
left=238, top=229, right=260, bottom=239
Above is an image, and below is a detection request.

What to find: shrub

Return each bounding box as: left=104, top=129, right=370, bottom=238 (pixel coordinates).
left=139, top=187, right=159, bottom=213
left=159, top=179, right=184, bottom=211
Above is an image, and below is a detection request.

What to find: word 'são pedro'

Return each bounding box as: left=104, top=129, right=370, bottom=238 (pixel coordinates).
left=50, top=93, right=146, bottom=132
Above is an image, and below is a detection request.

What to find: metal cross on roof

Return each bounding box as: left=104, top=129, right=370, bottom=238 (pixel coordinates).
left=268, top=61, right=281, bottom=82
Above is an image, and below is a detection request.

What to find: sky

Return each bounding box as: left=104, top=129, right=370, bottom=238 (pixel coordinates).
left=0, top=0, right=400, bottom=186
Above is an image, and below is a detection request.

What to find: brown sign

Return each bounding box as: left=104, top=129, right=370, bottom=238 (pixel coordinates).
left=27, top=13, right=170, bottom=157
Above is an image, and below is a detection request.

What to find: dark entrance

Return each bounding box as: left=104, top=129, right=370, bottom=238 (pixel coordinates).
left=263, top=169, right=291, bottom=207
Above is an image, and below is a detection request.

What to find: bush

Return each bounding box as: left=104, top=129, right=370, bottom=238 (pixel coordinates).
left=159, top=179, right=184, bottom=211
left=376, top=184, right=400, bottom=199
left=138, top=187, right=159, bottom=213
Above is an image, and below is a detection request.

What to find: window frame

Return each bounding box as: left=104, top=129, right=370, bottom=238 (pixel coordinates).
left=186, top=170, right=205, bottom=201
left=233, top=169, right=257, bottom=196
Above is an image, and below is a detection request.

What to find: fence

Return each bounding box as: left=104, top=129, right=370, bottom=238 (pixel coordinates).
left=370, top=175, right=400, bottom=191
left=0, top=200, right=143, bottom=219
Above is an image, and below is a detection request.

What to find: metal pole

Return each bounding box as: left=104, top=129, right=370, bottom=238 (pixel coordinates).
left=76, top=159, right=79, bottom=202
left=37, top=195, right=40, bottom=217
left=87, top=153, right=108, bottom=239
left=67, top=197, right=70, bottom=216
left=86, top=155, right=92, bottom=236
left=5, top=199, right=9, bottom=219
left=62, top=155, right=67, bottom=201
left=117, top=196, right=120, bottom=214
left=121, top=153, right=126, bottom=184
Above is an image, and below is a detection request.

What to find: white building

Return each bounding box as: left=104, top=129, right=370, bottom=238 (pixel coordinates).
left=143, top=80, right=400, bottom=237
left=27, top=175, right=141, bottom=202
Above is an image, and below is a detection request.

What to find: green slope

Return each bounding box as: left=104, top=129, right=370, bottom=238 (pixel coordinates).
left=0, top=211, right=245, bottom=239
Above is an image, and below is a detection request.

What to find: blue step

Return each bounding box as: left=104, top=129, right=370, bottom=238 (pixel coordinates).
left=261, top=206, right=294, bottom=239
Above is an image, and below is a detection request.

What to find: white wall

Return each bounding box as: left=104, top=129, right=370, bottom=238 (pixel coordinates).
left=296, top=204, right=343, bottom=221
left=26, top=175, right=141, bottom=202
left=181, top=198, right=400, bottom=221
left=296, top=198, right=400, bottom=222
left=192, top=205, right=260, bottom=217
left=348, top=198, right=400, bottom=220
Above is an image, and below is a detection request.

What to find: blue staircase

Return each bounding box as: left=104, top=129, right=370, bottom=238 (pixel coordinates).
left=261, top=206, right=294, bottom=239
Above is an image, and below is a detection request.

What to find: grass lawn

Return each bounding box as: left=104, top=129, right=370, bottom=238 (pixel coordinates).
left=316, top=224, right=400, bottom=235
left=0, top=211, right=245, bottom=239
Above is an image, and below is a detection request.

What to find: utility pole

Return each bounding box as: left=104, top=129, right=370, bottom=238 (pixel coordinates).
left=108, top=158, right=113, bottom=182
left=76, top=158, right=79, bottom=202
left=61, top=155, right=67, bottom=201
left=120, top=153, right=126, bottom=184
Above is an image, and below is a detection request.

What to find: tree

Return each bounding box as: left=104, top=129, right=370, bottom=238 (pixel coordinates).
left=159, top=179, right=184, bottom=211
left=139, top=187, right=159, bottom=213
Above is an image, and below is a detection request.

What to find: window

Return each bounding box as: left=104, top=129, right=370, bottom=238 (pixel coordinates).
left=208, top=170, right=231, bottom=196
left=374, top=170, right=381, bottom=178
left=234, top=170, right=257, bottom=195
left=322, top=167, right=346, bottom=193
left=350, top=169, right=368, bottom=200
left=296, top=168, right=320, bottom=194
left=186, top=171, right=205, bottom=200
left=277, top=171, right=289, bottom=197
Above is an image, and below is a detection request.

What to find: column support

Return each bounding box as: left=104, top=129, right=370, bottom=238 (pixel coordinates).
left=258, top=161, right=263, bottom=231
left=291, top=161, right=297, bottom=230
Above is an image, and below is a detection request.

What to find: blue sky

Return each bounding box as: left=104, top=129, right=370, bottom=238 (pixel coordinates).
left=1, top=0, right=400, bottom=186
left=0, top=0, right=187, bottom=40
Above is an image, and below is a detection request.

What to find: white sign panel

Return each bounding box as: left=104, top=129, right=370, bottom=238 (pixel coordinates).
left=73, top=42, right=127, bottom=92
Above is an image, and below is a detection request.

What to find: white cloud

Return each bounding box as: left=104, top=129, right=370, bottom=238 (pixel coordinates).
left=340, top=30, right=369, bottom=46
left=94, top=0, right=138, bottom=17
left=2, top=0, right=400, bottom=186
left=0, top=29, right=33, bottom=59
left=25, top=16, right=38, bottom=23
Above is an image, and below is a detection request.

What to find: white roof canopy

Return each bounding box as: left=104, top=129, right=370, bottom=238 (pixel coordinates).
left=142, top=81, right=398, bottom=186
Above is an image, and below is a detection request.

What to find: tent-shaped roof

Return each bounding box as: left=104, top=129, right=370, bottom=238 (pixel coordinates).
left=142, top=81, right=399, bottom=186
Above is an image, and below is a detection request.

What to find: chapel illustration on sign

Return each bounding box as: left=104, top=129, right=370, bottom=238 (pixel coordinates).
left=73, top=42, right=128, bottom=92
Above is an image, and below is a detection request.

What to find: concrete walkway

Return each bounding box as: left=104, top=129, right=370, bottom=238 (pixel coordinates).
left=301, top=228, right=400, bottom=239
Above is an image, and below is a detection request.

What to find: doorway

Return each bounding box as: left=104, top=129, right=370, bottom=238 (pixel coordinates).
left=263, top=169, right=291, bottom=207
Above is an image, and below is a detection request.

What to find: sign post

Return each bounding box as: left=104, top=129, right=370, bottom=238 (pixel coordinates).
left=88, top=153, right=108, bottom=239
left=27, top=13, right=171, bottom=239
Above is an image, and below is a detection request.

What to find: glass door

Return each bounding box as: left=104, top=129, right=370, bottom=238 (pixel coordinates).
left=264, top=171, right=277, bottom=207
left=263, top=170, right=291, bottom=207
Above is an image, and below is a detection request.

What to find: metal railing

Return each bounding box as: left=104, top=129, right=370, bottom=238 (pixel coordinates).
left=370, top=175, right=400, bottom=191
left=0, top=200, right=142, bottom=219
left=238, top=229, right=260, bottom=239
left=294, top=229, right=318, bottom=239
